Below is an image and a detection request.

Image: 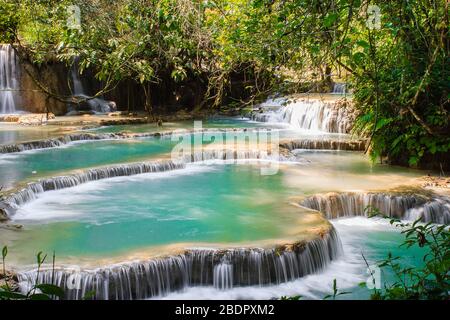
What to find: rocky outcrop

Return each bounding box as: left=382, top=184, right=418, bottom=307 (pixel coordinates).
left=0, top=207, right=8, bottom=222
left=19, top=59, right=70, bottom=115
left=0, top=271, right=19, bottom=292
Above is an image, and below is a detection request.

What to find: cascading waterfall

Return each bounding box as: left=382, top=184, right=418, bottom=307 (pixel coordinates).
left=0, top=44, right=20, bottom=114
left=213, top=262, right=233, bottom=290
left=69, top=61, right=116, bottom=114
left=301, top=192, right=450, bottom=224
left=405, top=198, right=450, bottom=224
left=332, top=83, right=347, bottom=95
left=0, top=148, right=302, bottom=217
left=0, top=132, right=124, bottom=153
left=0, top=127, right=277, bottom=154
left=252, top=99, right=352, bottom=133
left=177, top=149, right=295, bottom=164
left=17, top=227, right=343, bottom=300
left=280, top=139, right=366, bottom=152
left=1, top=160, right=186, bottom=216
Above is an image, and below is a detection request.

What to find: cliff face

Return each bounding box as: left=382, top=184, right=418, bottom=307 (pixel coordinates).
left=19, top=60, right=70, bottom=115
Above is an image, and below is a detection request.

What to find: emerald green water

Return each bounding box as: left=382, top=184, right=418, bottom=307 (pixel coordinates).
left=0, top=121, right=348, bottom=189
left=0, top=138, right=176, bottom=188
left=91, top=117, right=274, bottom=134
left=5, top=165, right=317, bottom=264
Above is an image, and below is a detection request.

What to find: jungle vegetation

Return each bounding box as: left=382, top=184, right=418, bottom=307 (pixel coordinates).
left=0, top=0, right=448, bottom=168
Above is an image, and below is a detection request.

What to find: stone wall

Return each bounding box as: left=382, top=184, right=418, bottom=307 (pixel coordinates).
left=19, top=59, right=70, bottom=115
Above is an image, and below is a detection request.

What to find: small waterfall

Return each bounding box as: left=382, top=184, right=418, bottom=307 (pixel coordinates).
left=1, top=146, right=300, bottom=217
left=405, top=198, right=450, bottom=225
left=0, top=44, right=20, bottom=114
left=252, top=99, right=352, bottom=133
left=332, top=83, right=347, bottom=95
left=2, top=160, right=185, bottom=216
left=301, top=192, right=450, bottom=224
left=0, top=128, right=277, bottom=154
left=280, top=139, right=366, bottom=152
left=69, top=61, right=116, bottom=114
left=17, top=227, right=342, bottom=300
left=213, top=262, right=233, bottom=290
left=0, top=133, right=124, bottom=154
left=177, top=149, right=285, bottom=164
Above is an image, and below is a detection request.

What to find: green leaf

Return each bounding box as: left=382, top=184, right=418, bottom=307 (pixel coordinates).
left=34, top=284, right=64, bottom=298
left=29, top=293, right=52, bottom=300
left=0, top=290, right=28, bottom=300
left=356, top=40, right=370, bottom=50
left=323, top=13, right=338, bottom=28
left=2, top=246, right=7, bottom=259
left=375, top=118, right=392, bottom=131
left=352, top=52, right=366, bottom=64
left=36, top=251, right=46, bottom=265
left=82, top=290, right=96, bottom=300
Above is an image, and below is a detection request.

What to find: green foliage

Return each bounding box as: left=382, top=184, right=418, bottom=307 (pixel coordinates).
left=363, top=205, right=450, bottom=301
left=0, top=246, right=64, bottom=300
left=205, top=0, right=449, bottom=168
left=0, top=0, right=19, bottom=42
left=323, top=279, right=350, bottom=300
left=372, top=218, right=449, bottom=300
left=1, top=0, right=448, bottom=167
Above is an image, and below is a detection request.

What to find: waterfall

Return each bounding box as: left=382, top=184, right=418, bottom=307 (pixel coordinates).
left=252, top=99, right=352, bottom=133
left=332, top=83, right=347, bottom=95
left=301, top=192, right=450, bottom=224
left=405, top=198, right=450, bottom=224
left=0, top=133, right=123, bottom=153
left=1, top=160, right=186, bottom=216
left=280, top=139, right=366, bottom=152
left=0, top=44, right=20, bottom=114
left=0, top=128, right=280, bottom=154
left=17, top=227, right=343, bottom=300
left=69, top=61, right=116, bottom=114
left=0, top=147, right=302, bottom=217
left=177, top=149, right=289, bottom=164
left=213, top=262, right=233, bottom=290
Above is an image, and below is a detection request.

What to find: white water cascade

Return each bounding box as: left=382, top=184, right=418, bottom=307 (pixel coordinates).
left=213, top=262, right=233, bottom=290
left=332, top=83, right=347, bottom=95
left=0, top=44, right=20, bottom=114
left=252, top=98, right=352, bottom=133
left=301, top=192, right=450, bottom=224
left=17, top=228, right=343, bottom=300
left=69, top=62, right=116, bottom=114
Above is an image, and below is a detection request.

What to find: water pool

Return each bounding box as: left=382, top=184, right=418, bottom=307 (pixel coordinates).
left=0, top=123, right=352, bottom=189
left=4, top=164, right=326, bottom=265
